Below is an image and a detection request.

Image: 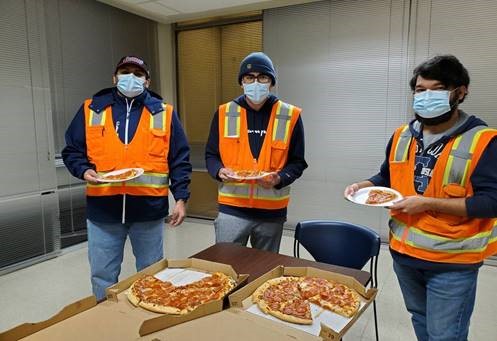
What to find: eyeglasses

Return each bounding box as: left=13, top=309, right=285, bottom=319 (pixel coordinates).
left=242, top=74, right=272, bottom=84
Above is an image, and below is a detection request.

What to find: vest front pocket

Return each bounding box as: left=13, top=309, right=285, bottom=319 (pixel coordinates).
left=270, top=141, right=288, bottom=171
left=86, top=126, right=106, bottom=162
left=148, top=129, right=169, bottom=158
left=219, top=137, right=241, bottom=169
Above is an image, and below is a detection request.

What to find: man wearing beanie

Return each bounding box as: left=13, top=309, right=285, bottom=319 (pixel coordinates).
left=205, top=52, right=307, bottom=253
left=62, top=56, right=192, bottom=300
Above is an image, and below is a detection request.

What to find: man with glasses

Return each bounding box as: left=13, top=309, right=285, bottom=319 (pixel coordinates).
left=344, top=55, right=497, bottom=340
left=205, top=52, right=307, bottom=253
left=62, top=55, right=192, bottom=300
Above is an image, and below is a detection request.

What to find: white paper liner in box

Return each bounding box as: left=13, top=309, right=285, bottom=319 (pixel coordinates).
left=154, top=268, right=210, bottom=286
left=246, top=299, right=366, bottom=336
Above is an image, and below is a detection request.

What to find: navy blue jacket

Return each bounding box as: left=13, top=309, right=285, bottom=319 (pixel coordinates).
left=62, top=88, right=191, bottom=223
left=369, top=113, right=497, bottom=270
left=205, top=95, right=308, bottom=220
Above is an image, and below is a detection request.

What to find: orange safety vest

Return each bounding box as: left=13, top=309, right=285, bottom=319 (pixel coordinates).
left=218, top=100, right=301, bottom=209
left=84, top=99, right=172, bottom=197
left=388, top=124, right=497, bottom=264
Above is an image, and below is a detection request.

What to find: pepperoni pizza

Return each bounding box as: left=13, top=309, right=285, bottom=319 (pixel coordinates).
left=365, top=189, right=398, bottom=205
left=252, top=276, right=361, bottom=324
left=127, top=272, right=236, bottom=314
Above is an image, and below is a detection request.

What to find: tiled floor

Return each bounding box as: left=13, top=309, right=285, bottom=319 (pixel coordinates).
left=1, top=218, right=496, bottom=340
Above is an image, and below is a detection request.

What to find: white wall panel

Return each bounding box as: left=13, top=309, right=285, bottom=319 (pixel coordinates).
left=265, top=0, right=497, bottom=241
left=264, top=0, right=411, bottom=239
left=414, top=0, right=497, bottom=128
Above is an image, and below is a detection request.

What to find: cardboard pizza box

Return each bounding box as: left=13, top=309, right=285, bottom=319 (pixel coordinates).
left=226, top=265, right=378, bottom=341
left=0, top=258, right=248, bottom=341
left=139, top=265, right=376, bottom=341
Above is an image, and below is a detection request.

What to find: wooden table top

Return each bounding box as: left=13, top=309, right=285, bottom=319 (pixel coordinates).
left=191, top=242, right=371, bottom=286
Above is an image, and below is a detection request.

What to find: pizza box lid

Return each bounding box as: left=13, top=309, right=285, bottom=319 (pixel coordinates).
left=0, top=258, right=248, bottom=341
left=227, top=265, right=377, bottom=341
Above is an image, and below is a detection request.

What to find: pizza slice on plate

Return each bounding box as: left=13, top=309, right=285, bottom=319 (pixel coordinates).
left=102, top=169, right=138, bottom=181
left=365, top=189, right=398, bottom=205
left=233, top=170, right=267, bottom=178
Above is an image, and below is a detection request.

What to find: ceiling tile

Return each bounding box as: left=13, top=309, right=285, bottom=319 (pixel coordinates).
left=138, top=1, right=181, bottom=15
left=156, top=0, right=258, bottom=13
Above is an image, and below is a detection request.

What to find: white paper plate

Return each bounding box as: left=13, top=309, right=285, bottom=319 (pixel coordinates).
left=346, top=186, right=403, bottom=207
left=228, top=171, right=271, bottom=180
left=97, top=168, right=144, bottom=183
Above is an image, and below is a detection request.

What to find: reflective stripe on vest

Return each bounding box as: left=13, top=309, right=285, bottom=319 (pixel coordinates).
left=150, top=104, right=168, bottom=131
left=392, top=125, right=494, bottom=186
left=390, top=218, right=497, bottom=253
left=224, top=102, right=241, bottom=138
left=272, top=101, right=295, bottom=143
left=89, top=109, right=106, bottom=126
left=392, top=125, right=411, bottom=162
left=442, top=126, right=495, bottom=186
left=223, top=100, right=295, bottom=142
left=91, top=172, right=169, bottom=189
left=219, top=182, right=290, bottom=201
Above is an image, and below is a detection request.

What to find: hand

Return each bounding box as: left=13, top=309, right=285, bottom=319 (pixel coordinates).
left=218, top=167, right=235, bottom=181
left=390, top=196, right=431, bottom=215
left=169, top=200, right=186, bottom=227
left=257, top=172, right=281, bottom=189
left=83, top=169, right=100, bottom=185
left=344, top=183, right=360, bottom=198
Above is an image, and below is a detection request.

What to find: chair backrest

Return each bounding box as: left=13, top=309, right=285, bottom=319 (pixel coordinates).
left=294, top=220, right=381, bottom=270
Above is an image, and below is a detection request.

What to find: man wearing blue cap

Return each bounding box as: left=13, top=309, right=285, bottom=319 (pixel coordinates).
left=205, top=52, right=307, bottom=253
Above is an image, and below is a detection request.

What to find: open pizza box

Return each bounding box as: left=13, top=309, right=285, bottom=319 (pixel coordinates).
left=223, top=265, right=378, bottom=341
left=0, top=258, right=248, bottom=341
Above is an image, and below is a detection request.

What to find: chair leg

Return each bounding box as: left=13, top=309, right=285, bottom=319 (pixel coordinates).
left=373, top=299, right=379, bottom=341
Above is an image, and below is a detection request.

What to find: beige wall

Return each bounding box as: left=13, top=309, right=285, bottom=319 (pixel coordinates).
left=157, top=23, right=176, bottom=105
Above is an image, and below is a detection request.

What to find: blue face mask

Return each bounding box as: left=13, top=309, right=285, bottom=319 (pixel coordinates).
left=412, top=89, right=457, bottom=118
left=117, top=74, right=146, bottom=98
left=243, top=82, right=270, bottom=104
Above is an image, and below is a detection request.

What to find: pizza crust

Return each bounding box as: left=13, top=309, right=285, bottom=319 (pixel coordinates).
left=126, top=288, right=141, bottom=307
left=252, top=280, right=272, bottom=304
left=267, top=309, right=313, bottom=325
left=138, top=301, right=188, bottom=315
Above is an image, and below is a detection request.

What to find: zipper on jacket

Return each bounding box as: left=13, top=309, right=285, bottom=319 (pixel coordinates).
left=121, top=98, right=134, bottom=224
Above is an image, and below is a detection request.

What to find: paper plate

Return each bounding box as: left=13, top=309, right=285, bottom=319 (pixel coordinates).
left=346, top=186, right=403, bottom=207
left=228, top=171, right=271, bottom=180
left=97, top=168, right=144, bottom=183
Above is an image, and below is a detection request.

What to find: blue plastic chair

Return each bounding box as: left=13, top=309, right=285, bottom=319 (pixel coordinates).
left=293, top=220, right=381, bottom=341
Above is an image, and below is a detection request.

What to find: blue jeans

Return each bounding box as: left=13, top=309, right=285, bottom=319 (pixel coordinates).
left=87, top=219, right=164, bottom=300
left=214, top=212, right=285, bottom=253
left=393, top=260, right=478, bottom=341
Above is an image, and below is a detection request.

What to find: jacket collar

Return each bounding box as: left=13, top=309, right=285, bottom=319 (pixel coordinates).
left=89, top=87, right=165, bottom=115
left=234, top=94, right=278, bottom=112
left=408, top=110, right=487, bottom=141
